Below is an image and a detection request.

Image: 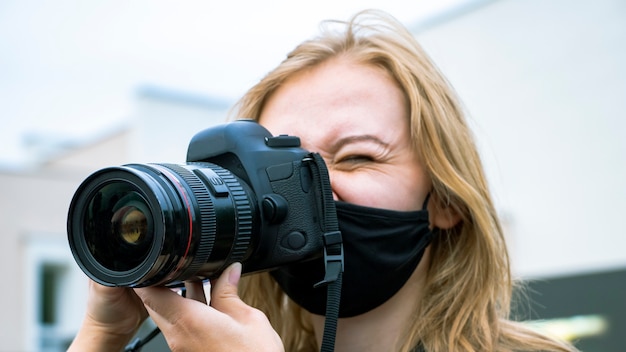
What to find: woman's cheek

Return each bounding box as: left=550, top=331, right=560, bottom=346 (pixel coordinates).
left=330, top=173, right=391, bottom=207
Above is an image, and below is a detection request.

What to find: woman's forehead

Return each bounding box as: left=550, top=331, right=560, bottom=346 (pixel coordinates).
left=259, top=59, right=408, bottom=138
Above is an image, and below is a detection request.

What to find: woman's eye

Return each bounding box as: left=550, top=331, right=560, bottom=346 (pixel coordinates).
left=337, top=155, right=374, bottom=164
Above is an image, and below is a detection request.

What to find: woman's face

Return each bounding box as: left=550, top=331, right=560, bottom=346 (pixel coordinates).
left=259, top=58, right=430, bottom=212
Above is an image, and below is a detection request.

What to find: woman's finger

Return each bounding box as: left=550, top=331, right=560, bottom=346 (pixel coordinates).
left=184, top=280, right=208, bottom=304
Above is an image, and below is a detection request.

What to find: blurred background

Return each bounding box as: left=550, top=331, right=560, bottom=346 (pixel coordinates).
left=0, top=0, right=624, bottom=350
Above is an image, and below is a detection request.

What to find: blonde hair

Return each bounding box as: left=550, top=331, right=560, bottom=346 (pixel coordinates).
left=232, top=9, right=576, bottom=352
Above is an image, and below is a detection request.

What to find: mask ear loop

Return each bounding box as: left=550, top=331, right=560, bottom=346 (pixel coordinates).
left=422, top=192, right=431, bottom=211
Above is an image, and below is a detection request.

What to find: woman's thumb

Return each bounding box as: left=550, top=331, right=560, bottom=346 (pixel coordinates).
left=225, top=262, right=242, bottom=288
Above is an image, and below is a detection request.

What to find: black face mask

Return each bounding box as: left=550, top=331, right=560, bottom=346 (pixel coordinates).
left=271, top=198, right=435, bottom=318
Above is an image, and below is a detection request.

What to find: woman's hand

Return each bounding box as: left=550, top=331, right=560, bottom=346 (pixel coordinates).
left=134, top=262, right=284, bottom=352
left=68, top=281, right=148, bottom=351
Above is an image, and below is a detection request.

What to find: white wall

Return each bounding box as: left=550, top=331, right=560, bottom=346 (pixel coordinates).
left=416, top=0, right=626, bottom=278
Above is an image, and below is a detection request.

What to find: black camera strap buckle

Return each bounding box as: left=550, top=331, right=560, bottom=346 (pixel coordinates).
left=314, top=231, right=344, bottom=288
left=314, top=230, right=344, bottom=352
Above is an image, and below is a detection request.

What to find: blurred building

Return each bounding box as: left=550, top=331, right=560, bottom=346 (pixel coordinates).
left=0, top=129, right=131, bottom=351
left=0, top=88, right=229, bottom=351
left=0, top=0, right=624, bottom=351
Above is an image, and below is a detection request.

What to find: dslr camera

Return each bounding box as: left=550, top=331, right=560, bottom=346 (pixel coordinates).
left=67, top=120, right=339, bottom=287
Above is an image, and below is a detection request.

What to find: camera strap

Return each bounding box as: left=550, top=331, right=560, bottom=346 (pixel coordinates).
left=306, top=153, right=345, bottom=352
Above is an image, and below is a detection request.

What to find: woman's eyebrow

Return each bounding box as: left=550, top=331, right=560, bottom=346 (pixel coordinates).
left=331, top=135, right=390, bottom=150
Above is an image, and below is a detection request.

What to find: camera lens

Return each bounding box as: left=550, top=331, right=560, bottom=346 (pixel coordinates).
left=67, top=163, right=256, bottom=287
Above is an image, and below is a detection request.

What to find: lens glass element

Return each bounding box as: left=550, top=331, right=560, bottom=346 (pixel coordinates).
left=112, top=206, right=148, bottom=245
left=83, top=181, right=155, bottom=272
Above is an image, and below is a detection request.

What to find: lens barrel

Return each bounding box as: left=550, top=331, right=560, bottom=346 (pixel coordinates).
left=67, top=162, right=256, bottom=287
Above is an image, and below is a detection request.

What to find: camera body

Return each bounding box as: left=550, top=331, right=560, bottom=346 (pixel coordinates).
left=67, top=120, right=332, bottom=287
left=184, top=119, right=327, bottom=272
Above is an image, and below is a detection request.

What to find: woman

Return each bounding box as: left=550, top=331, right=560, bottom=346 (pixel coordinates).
left=69, top=10, right=577, bottom=352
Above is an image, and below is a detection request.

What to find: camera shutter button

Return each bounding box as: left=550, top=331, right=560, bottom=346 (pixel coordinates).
left=265, top=135, right=301, bottom=148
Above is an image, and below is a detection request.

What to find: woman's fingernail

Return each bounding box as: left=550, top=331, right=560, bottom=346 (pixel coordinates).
left=229, top=262, right=242, bottom=286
